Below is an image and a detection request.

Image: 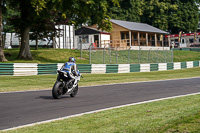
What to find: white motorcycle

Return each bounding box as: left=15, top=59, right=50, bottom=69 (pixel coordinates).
left=52, top=65, right=82, bottom=99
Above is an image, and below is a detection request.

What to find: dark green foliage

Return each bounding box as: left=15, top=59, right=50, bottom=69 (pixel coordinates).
left=109, top=0, right=200, bottom=34
left=108, top=0, right=144, bottom=22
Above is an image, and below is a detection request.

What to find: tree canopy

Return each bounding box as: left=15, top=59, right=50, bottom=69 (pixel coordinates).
left=108, top=0, right=200, bottom=34
left=6, top=0, right=119, bottom=60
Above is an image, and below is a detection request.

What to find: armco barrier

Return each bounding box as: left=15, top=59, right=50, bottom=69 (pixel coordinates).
left=38, top=64, right=57, bottom=75
left=77, top=64, right=91, bottom=73
left=0, top=61, right=199, bottom=76
left=0, top=63, right=13, bottom=75
left=130, top=64, right=140, bottom=72
left=14, top=63, right=37, bottom=76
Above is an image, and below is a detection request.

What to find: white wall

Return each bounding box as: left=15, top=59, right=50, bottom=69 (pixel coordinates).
left=100, top=34, right=110, bottom=48
left=55, top=25, right=74, bottom=49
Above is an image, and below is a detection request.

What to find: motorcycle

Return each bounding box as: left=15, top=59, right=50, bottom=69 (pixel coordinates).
left=52, top=64, right=82, bottom=99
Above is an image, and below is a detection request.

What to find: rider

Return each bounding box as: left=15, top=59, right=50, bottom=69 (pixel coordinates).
left=62, top=57, right=80, bottom=78
left=60, top=57, right=80, bottom=92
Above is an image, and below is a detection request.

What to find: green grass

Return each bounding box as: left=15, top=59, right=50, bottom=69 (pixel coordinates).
left=90, top=49, right=173, bottom=64
left=4, top=48, right=89, bottom=64
left=2, top=93, right=200, bottom=133
left=173, top=50, right=200, bottom=62
left=2, top=48, right=200, bottom=64
left=0, top=67, right=200, bottom=92
left=1, top=49, right=200, bottom=132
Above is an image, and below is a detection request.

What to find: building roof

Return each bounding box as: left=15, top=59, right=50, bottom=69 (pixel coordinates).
left=75, top=26, right=109, bottom=35
left=110, top=19, right=169, bottom=34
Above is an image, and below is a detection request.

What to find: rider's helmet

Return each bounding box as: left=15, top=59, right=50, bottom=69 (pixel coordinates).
left=68, top=57, right=76, bottom=63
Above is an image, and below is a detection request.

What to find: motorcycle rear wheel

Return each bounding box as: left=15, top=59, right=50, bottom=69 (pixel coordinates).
left=70, top=85, right=78, bottom=97
left=52, top=81, right=63, bottom=99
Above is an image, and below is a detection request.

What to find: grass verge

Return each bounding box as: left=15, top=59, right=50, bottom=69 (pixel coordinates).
left=2, top=93, right=200, bottom=133
left=3, top=48, right=200, bottom=63
left=0, top=67, right=200, bottom=92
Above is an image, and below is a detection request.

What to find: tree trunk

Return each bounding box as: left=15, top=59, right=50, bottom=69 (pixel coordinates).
left=17, top=26, right=33, bottom=60
left=0, top=47, right=7, bottom=62
left=17, top=1, right=33, bottom=60
left=35, top=37, right=38, bottom=50
left=0, top=0, right=7, bottom=62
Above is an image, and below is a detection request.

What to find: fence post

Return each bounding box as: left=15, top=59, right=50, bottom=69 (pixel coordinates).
left=172, top=49, right=173, bottom=63
left=89, top=43, right=93, bottom=64
left=157, top=49, right=159, bottom=63
left=109, top=45, right=111, bottom=64
left=139, top=48, right=141, bottom=64
left=116, top=47, right=118, bottom=64
left=128, top=47, right=131, bottom=64
left=80, top=38, right=83, bottom=58
left=148, top=48, right=151, bottom=64
left=165, top=49, right=167, bottom=63
left=103, top=45, right=106, bottom=64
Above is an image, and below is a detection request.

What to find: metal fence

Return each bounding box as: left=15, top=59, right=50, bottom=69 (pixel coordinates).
left=85, top=46, right=173, bottom=64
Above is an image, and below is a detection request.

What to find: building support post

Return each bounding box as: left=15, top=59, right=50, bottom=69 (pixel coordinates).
left=168, top=36, right=171, bottom=49
left=155, top=34, right=157, bottom=47
left=146, top=33, right=148, bottom=46
left=138, top=32, right=140, bottom=46
left=129, top=31, right=132, bottom=47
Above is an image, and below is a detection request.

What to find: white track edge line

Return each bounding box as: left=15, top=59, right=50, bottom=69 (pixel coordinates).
left=1, top=77, right=200, bottom=94
left=2, top=92, right=200, bottom=131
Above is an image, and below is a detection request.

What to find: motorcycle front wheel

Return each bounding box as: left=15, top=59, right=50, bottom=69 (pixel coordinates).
left=70, top=84, right=78, bottom=97
left=52, top=81, right=63, bottom=99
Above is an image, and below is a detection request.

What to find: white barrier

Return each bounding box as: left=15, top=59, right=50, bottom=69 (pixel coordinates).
left=91, top=64, right=106, bottom=74
left=14, top=63, right=38, bottom=76
left=57, top=63, right=64, bottom=70
left=186, top=61, right=193, bottom=68
left=158, top=63, right=167, bottom=71
left=173, top=62, right=181, bottom=70
left=140, top=64, right=150, bottom=72
left=118, top=64, right=130, bottom=73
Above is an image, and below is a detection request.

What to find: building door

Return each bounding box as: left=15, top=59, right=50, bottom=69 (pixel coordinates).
left=94, top=35, right=99, bottom=47
left=180, top=38, right=186, bottom=48
left=151, top=36, right=155, bottom=46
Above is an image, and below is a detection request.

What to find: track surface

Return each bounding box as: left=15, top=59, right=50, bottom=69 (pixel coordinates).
left=0, top=77, right=200, bottom=130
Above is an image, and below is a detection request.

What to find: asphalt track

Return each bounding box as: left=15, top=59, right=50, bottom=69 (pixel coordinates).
left=0, top=77, right=200, bottom=130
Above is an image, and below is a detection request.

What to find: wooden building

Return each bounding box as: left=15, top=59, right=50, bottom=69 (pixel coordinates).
left=110, top=19, right=169, bottom=49
left=75, top=19, right=169, bottom=50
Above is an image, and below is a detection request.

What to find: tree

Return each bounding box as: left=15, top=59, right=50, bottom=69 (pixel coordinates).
left=108, top=0, right=144, bottom=22
left=8, top=0, right=119, bottom=60
left=141, top=0, right=178, bottom=32
left=168, top=0, right=199, bottom=33
left=109, top=0, right=200, bottom=34
left=0, top=0, right=7, bottom=62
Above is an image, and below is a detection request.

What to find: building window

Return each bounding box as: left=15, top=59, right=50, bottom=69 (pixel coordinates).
left=126, top=34, right=129, bottom=39
left=181, top=39, right=185, bottom=43
left=189, top=38, right=194, bottom=43
left=79, top=35, right=89, bottom=43
left=121, top=33, right=125, bottom=39
left=157, top=36, right=160, bottom=41
left=134, top=34, right=137, bottom=40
